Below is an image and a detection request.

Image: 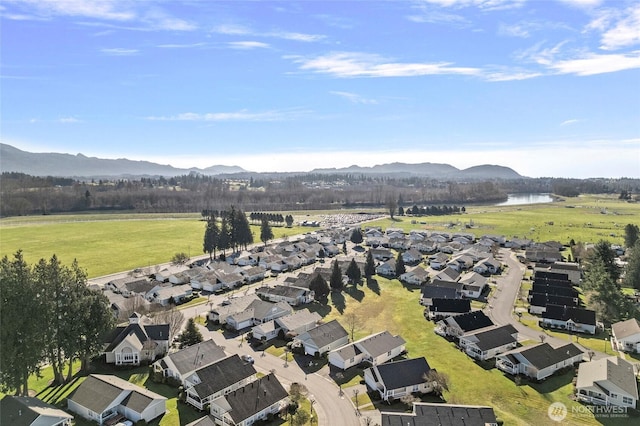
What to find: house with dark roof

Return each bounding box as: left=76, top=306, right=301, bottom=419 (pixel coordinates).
left=419, top=283, right=462, bottom=306
left=256, top=285, right=314, bottom=306
left=435, top=311, right=494, bottom=338
left=426, top=298, right=471, bottom=320
left=528, top=293, right=579, bottom=315
left=293, top=319, right=349, bottom=356
left=541, top=305, right=597, bottom=334
left=184, top=355, right=257, bottom=411
left=328, top=331, right=407, bottom=370
left=381, top=402, right=498, bottom=426
left=433, top=266, right=460, bottom=283
left=536, top=261, right=582, bottom=285
left=458, top=271, right=488, bottom=299
left=530, top=284, right=579, bottom=303
left=524, top=248, right=563, bottom=264
left=576, top=356, right=638, bottom=408
left=399, top=266, right=430, bottom=286
left=364, top=357, right=433, bottom=402
left=208, top=294, right=260, bottom=324
left=376, top=259, right=396, bottom=277
left=251, top=308, right=322, bottom=342
left=66, top=374, right=166, bottom=425
left=458, top=325, right=518, bottom=361
left=495, top=343, right=583, bottom=381
left=102, top=313, right=170, bottom=366
left=152, top=339, right=226, bottom=386
left=611, top=318, right=640, bottom=353
left=1, top=395, right=73, bottom=426
left=209, top=373, right=289, bottom=426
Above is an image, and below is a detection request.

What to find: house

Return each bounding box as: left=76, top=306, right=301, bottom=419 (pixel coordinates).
left=1, top=395, right=73, bottom=426
left=274, top=308, right=322, bottom=338
left=399, top=266, right=430, bottom=286
left=429, top=252, right=450, bottom=270
left=328, top=331, right=406, bottom=370
left=419, top=283, right=462, bottom=306
left=225, top=300, right=293, bottom=331
left=541, top=305, right=597, bottom=335
left=473, top=256, right=501, bottom=275
left=256, top=285, right=314, bottom=306
left=458, top=325, right=518, bottom=361
left=530, top=284, right=579, bottom=303
left=364, top=357, right=433, bottom=402
left=537, top=261, right=582, bottom=285
left=102, top=313, right=170, bottom=366
left=435, top=311, right=494, bottom=338
left=426, top=298, right=471, bottom=320
left=293, top=319, right=349, bottom=357
left=611, top=318, right=640, bottom=353
left=146, top=283, right=193, bottom=306
left=209, top=373, right=289, bottom=426
left=381, top=402, right=498, bottom=426
left=240, top=265, right=267, bottom=283
left=66, top=374, right=166, bottom=425
left=371, top=248, right=394, bottom=261
left=152, top=339, right=226, bottom=386
left=528, top=293, right=579, bottom=315
left=458, top=272, right=488, bottom=299
left=401, top=248, right=423, bottom=265
left=376, top=260, right=396, bottom=277
left=524, top=249, right=563, bottom=263
left=434, top=266, right=460, bottom=283
left=576, top=356, right=638, bottom=408
left=449, top=254, right=475, bottom=271
left=495, top=343, right=583, bottom=381
left=208, top=294, right=260, bottom=324
left=184, top=355, right=257, bottom=411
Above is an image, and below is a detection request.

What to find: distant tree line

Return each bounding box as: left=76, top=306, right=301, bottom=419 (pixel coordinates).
left=1, top=172, right=638, bottom=218
left=400, top=205, right=464, bottom=216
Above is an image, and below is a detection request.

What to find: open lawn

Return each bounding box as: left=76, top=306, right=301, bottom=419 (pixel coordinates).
left=0, top=213, right=311, bottom=278
left=323, top=278, right=624, bottom=426
left=370, top=194, right=640, bottom=248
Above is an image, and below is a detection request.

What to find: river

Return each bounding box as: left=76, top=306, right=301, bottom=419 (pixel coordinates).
left=496, top=193, right=554, bottom=206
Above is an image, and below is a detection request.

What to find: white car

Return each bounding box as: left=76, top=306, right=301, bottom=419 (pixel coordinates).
left=241, top=354, right=255, bottom=364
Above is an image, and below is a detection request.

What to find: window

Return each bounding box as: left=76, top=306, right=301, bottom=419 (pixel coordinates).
left=387, top=351, right=392, bottom=356
left=610, top=393, right=618, bottom=399
left=623, top=396, right=634, bottom=405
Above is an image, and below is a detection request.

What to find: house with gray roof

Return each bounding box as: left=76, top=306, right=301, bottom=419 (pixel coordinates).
left=364, top=357, right=433, bottom=402
left=208, top=294, right=260, bottom=324
left=256, top=284, right=314, bottom=306
left=251, top=308, right=322, bottom=342
left=102, top=313, right=170, bottom=366
left=576, top=356, right=638, bottom=408
left=184, top=355, right=257, bottom=411
left=328, top=331, right=406, bottom=370
left=66, top=374, right=166, bottom=425
left=399, top=266, right=430, bottom=286
left=209, top=373, right=289, bottom=426
left=612, top=318, right=640, bottom=353
left=225, top=300, right=293, bottom=331
left=152, top=339, right=226, bottom=386
left=495, top=342, right=583, bottom=381
left=1, top=395, right=73, bottom=426
left=435, top=311, right=493, bottom=338
left=381, top=402, right=498, bottom=426
left=293, top=319, right=349, bottom=356
left=458, top=325, right=518, bottom=361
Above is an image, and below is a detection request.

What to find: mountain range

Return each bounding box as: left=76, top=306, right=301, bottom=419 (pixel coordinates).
left=0, top=143, right=523, bottom=180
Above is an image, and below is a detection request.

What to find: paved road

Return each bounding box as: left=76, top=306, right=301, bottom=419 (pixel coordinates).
left=485, top=248, right=609, bottom=359
left=196, top=323, right=365, bottom=426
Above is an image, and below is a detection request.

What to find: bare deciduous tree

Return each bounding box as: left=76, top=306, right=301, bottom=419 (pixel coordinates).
left=148, top=307, right=185, bottom=339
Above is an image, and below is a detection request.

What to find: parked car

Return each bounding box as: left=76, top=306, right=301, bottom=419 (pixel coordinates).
left=241, top=354, right=254, bottom=364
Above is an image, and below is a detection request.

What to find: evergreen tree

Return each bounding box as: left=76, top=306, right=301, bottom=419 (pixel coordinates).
left=285, top=214, right=294, bottom=227
left=309, top=273, right=330, bottom=302
left=203, top=217, right=219, bottom=260
left=346, top=258, right=362, bottom=285
left=342, top=241, right=348, bottom=255
left=260, top=218, right=274, bottom=246
left=330, top=260, right=343, bottom=291
left=350, top=228, right=363, bottom=245
left=395, top=252, right=406, bottom=277
left=364, top=250, right=376, bottom=278
left=623, top=240, right=640, bottom=291
left=624, top=224, right=640, bottom=248
left=589, top=240, right=620, bottom=283
left=177, top=318, right=203, bottom=349
left=217, top=216, right=231, bottom=256
left=232, top=207, right=253, bottom=250
left=0, top=251, right=45, bottom=395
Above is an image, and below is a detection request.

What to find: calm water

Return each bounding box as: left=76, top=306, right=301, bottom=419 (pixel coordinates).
left=496, top=193, right=554, bottom=206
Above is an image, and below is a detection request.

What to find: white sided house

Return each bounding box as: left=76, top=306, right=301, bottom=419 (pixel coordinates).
left=458, top=325, right=518, bottom=361
left=495, top=343, right=583, bottom=381
left=293, top=319, right=349, bottom=357
left=152, top=339, right=226, bottom=386
left=611, top=318, right=640, bottom=354
left=328, top=331, right=406, bottom=370
left=364, top=357, right=433, bottom=402
left=102, top=313, right=169, bottom=366
left=576, top=356, right=639, bottom=408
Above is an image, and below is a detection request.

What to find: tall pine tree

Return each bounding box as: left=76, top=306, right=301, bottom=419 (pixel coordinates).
left=330, top=260, right=343, bottom=291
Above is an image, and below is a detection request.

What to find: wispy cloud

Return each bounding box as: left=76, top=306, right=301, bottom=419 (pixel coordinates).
left=558, top=0, right=603, bottom=8
left=499, top=22, right=534, bottom=38
left=157, top=42, right=206, bottom=49
left=545, top=51, right=640, bottom=76
left=145, top=109, right=308, bottom=122
left=227, top=41, right=270, bottom=50
left=560, top=119, right=581, bottom=126
left=289, top=51, right=481, bottom=78
left=330, top=91, right=378, bottom=104
left=599, top=4, right=640, bottom=51
left=211, top=24, right=325, bottom=43
left=58, top=116, right=82, bottom=124
left=101, top=48, right=139, bottom=56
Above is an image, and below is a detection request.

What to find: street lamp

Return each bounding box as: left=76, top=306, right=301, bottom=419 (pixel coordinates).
left=309, top=397, right=316, bottom=424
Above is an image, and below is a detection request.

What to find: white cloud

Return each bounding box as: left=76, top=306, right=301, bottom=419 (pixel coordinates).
left=211, top=23, right=324, bottom=42
left=268, top=31, right=325, bottom=42
left=560, top=119, right=581, bottom=126
left=599, top=4, right=640, bottom=50
left=558, top=0, right=603, bottom=8
left=330, top=91, right=378, bottom=104
left=547, top=51, right=640, bottom=75
left=157, top=42, right=206, bottom=49
left=212, top=24, right=252, bottom=36
left=7, top=0, right=135, bottom=21
left=227, top=41, right=270, bottom=50
left=101, top=48, right=139, bottom=56
left=58, top=117, right=81, bottom=123
left=145, top=109, right=308, bottom=122
left=499, top=22, right=532, bottom=38
left=289, top=51, right=481, bottom=78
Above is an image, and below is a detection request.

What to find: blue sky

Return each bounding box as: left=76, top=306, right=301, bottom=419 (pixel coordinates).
left=1, top=0, right=639, bottom=178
